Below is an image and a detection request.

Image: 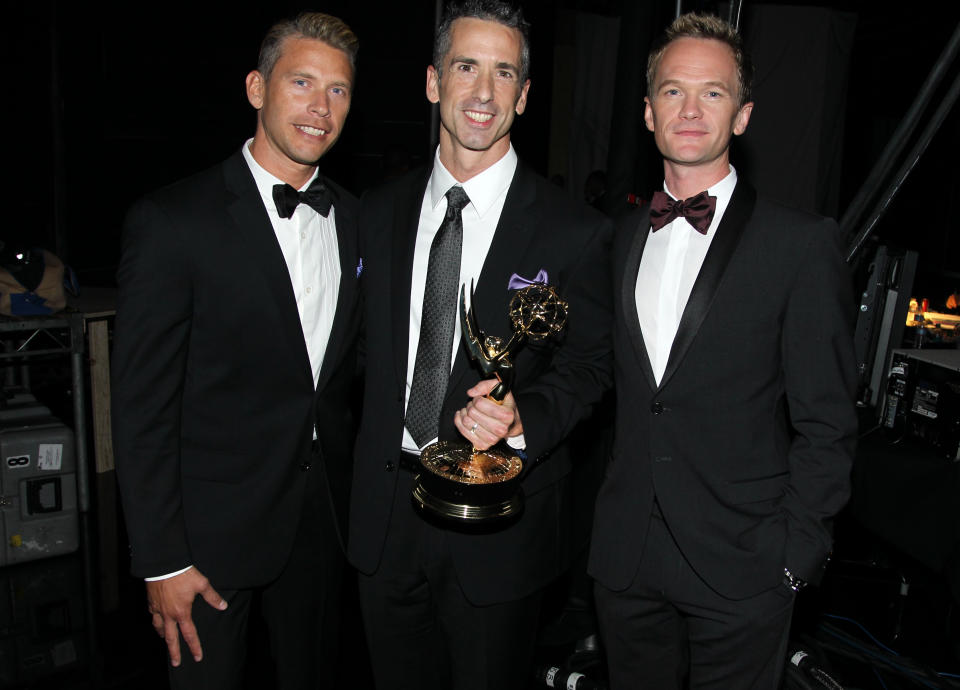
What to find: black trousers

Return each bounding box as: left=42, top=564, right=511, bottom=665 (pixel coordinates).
left=169, top=453, right=346, bottom=690
left=594, top=511, right=795, bottom=690
left=357, top=468, right=542, bottom=690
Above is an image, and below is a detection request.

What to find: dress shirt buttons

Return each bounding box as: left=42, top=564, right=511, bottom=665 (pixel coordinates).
left=651, top=401, right=664, bottom=415
left=300, top=231, right=307, bottom=240
left=385, top=461, right=395, bottom=472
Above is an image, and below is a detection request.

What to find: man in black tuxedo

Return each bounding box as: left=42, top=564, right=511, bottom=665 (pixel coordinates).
left=112, top=13, right=360, bottom=690
left=347, top=2, right=612, bottom=688
left=588, top=13, right=858, bottom=689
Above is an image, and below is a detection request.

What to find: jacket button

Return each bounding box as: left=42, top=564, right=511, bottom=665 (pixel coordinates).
left=299, top=461, right=312, bottom=471
left=651, top=401, right=664, bottom=415
left=385, top=461, right=395, bottom=472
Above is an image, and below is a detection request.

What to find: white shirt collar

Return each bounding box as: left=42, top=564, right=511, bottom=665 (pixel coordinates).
left=241, top=138, right=319, bottom=212
left=427, top=144, right=519, bottom=218
left=663, top=164, right=738, bottom=206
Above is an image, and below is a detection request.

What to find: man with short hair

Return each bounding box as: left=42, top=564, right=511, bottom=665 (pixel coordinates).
left=348, top=2, right=612, bottom=688
left=589, top=12, right=857, bottom=689
left=112, top=12, right=361, bottom=689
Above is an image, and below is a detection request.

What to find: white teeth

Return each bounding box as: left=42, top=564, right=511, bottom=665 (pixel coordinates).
left=297, top=125, right=327, bottom=136
left=465, top=111, right=493, bottom=123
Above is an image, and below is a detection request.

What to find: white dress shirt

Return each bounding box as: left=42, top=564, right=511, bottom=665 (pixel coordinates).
left=401, top=145, right=518, bottom=453
left=146, top=141, right=342, bottom=582
left=635, top=166, right=738, bottom=385
left=242, top=139, right=342, bottom=385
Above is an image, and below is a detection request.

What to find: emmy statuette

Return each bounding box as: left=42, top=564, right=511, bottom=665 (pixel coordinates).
left=411, top=281, right=568, bottom=522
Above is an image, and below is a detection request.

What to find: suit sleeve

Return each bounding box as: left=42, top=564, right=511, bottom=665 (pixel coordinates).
left=780, top=218, right=858, bottom=583
left=513, top=214, right=614, bottom=462
left=112, top=197, right=195, bottom=578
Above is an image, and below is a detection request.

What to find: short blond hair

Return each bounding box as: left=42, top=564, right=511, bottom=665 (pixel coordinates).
left=647, top=12, right=753, bottom=108
left=257, top=12, right=359, bottom=80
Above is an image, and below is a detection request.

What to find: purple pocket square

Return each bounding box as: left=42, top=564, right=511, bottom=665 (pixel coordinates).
left=507, top=269, right=548, bottom=290
left=356, top=258, right=364, bottom=279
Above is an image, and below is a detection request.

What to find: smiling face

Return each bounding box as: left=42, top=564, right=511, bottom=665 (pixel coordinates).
left=644, top=37, right=752, bottom=193
left=246, top=36, right=353, bottom=188
left=427, top=17, right=530, bottom=181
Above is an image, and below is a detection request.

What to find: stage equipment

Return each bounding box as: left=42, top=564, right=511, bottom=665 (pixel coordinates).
left=882, top=349, right=960, bottom=461
left=0, top=402, right=78, bottom=566
left=853, top=245, right=917, bottom=411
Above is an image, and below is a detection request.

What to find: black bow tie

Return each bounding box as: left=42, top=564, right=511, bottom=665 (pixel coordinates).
left=649, top=190, right=717, bottom=234
left=272, top=176, right=336, bottom=219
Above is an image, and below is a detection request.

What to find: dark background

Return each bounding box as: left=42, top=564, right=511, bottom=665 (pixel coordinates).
left=6, top=0, right=960, bottom=304
left=4, top=2, right=960, bottom=688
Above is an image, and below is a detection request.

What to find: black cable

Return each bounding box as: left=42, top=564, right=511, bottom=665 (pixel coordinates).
left=816, top=622, right=960, bottom=689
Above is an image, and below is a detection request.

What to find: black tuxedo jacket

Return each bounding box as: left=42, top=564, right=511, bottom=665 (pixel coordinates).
left=348, top=162, right=612, bottom=606
left=112, top=150, right=361, bottom=588
left=588, top=180, right=858, bottom=600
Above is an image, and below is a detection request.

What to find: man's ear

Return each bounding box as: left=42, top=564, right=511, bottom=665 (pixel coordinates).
left=426, top=65, right=440, bottom=104
left=643, top=97, right=655, bottom=133
left=733, top=101, right=753, bottom=136
left=514, top=79, right=531, bottom=115
left=246, top=70, right=265, bottom=110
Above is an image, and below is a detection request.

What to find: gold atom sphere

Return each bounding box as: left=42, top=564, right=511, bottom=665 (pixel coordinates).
left=509, top=284, right=569, bottom=339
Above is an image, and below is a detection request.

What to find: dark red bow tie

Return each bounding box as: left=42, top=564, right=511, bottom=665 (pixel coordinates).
left=649, top=190, right=717, bottom=234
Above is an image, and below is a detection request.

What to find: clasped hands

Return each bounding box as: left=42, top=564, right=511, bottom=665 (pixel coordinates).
left=453, top=378, right=523, bottom=450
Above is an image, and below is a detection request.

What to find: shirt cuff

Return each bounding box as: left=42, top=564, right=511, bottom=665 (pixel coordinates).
left=145, top=565, right=194, bottom=582
left=506, top=433, right=526, bottom=450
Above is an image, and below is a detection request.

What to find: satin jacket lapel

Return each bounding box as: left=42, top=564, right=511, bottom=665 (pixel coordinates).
left=316, top=189, right=358, bottom=392
left=658, top=180, right=756, bottom=390
left=391, top=169, right=433, bottom=388
left=620, top=208, right=658, bottom=391
left=445, top=163, right=541, bottom=406
left=223, top=153, right=313, bottom=385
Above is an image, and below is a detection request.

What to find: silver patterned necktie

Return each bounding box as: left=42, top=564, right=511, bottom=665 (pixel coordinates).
left=405, top=185, right=471, bottom=448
